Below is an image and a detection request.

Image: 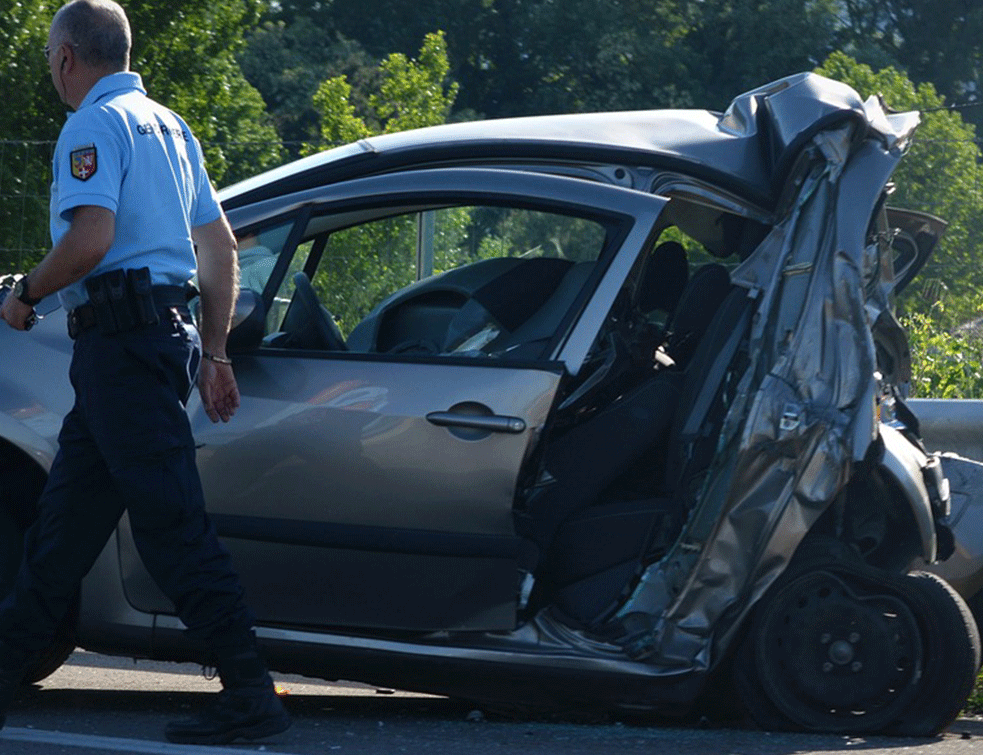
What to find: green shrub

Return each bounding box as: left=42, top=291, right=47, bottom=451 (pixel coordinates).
left=902, top=300, right=983, bottom=399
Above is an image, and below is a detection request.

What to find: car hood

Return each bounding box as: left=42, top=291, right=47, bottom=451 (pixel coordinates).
left=222, top=72, right=920, bottom=212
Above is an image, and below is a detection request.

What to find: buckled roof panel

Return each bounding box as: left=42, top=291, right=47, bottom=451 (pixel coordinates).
left=222, top=72, right=916, bottom=212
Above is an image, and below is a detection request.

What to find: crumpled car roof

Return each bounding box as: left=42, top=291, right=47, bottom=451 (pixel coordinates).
left=223, top=72, right=919, bottom=211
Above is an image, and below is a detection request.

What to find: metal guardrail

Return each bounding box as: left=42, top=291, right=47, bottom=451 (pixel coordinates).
left=909, top=398, right=983, bottom=461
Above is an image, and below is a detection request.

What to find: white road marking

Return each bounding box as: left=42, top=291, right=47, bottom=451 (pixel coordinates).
left=0, top=726, right=300, bottom=754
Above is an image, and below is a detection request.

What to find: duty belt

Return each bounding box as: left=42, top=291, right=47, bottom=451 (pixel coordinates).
left=67, top=284, right=189, bottom=339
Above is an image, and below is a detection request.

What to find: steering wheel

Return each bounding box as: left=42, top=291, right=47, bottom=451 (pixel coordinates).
left=291, top=272, right=347, bottom=351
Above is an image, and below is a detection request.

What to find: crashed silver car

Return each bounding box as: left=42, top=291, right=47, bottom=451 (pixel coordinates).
left=1, top=72, right=979, bottom=735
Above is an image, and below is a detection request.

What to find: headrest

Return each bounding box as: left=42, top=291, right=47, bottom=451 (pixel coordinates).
left=638, top=241, right=689, bottom=315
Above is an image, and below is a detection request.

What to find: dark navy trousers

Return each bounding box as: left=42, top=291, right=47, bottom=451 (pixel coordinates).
left=0, top=308, right=254, bottom=667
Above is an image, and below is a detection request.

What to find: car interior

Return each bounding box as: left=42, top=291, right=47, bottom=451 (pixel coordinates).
left=226, top=188, right=777, bottom=629
left=503, top=192, right=774, bottom=627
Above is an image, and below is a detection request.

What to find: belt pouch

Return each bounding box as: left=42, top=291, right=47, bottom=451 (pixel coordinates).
left=128, top=268, right=159, bottom=327
left=107, top=269, right=136, bottom=331
left=85, top=272, right=119, bottom=334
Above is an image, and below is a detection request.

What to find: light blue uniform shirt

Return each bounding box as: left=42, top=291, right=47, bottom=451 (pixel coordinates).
left=50, top=72, right=222, bottom=310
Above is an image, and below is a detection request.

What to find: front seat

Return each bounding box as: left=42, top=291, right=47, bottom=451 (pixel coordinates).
left=663, top=263, right=731, bottom=367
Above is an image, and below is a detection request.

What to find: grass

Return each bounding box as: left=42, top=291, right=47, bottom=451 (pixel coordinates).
left=965, top=674, right=983, bottom=716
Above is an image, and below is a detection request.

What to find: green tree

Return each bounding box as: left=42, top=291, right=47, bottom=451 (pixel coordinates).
left=837, top=1, right=983, bottom=129
left=508, top=0, right=696, bottom=113
left=0, top=0, right=282, bottom=273
left=310, top=76, right=372, bottom=145
left=305, top=31, right=463, bottom=330
left=0, top=0, right=65, bottom=136
left=253, top=0, right=983, bottom=127
left=682, top=0, right=840, bottom=110
left=238, top=16, right=380, bottom=153
left=370, top=31, right=460, bottom=133
left=902, top=302, right=983, bottom=398
left=816, top=52, right=983, bottom=321
left=306, top=31, right=458, bottom=149
left=125, top=0, right=282, bottom=184
left=326, top=0, right=499, bottom=114
left=0, top=0, right=70, bottom=271
left=322, top=0, right=841, bottom=116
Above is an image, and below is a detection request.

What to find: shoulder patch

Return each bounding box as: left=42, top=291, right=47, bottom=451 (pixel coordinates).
left=70, top=146, right=97, bottom=181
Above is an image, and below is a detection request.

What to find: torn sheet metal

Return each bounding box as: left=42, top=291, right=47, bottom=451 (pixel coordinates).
left=616, top=85, right=925, bottom=672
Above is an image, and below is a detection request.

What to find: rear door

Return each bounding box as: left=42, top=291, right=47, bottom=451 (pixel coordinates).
left=117, top=169, right=669, bottom=632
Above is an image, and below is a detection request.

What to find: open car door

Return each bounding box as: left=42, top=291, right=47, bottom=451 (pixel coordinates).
left=886, top=207, right=946, bottom=294
left=116, top=169, right=670, bottom=633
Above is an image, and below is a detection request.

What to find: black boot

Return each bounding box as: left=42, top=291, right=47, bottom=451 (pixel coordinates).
left=164, top=651, right=291, bottom=745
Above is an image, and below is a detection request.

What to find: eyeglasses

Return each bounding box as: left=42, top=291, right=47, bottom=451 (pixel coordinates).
left=42, top=41, right=76, bottom=63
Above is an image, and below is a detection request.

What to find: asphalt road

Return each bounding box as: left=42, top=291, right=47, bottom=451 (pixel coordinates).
left=3, top=651, right=983, bottom=755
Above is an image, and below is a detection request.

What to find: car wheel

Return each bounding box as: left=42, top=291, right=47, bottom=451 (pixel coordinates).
left=738, top=566, right=924, bottom=734
left=964, top=589, right=983, bottom=649
left=882, top=571, right=980, bottom=736
left=0, top=504, right=76, bottom=685
left=0, top=505, right=22, bottom=595
left=731, top=634, right=798, bottom=731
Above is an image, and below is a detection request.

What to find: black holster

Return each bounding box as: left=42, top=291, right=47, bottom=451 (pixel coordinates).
left=85, top=267, right=160, bottom=335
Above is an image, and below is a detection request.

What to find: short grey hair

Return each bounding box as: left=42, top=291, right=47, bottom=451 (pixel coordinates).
left=52, top=0, right=131, bottom=71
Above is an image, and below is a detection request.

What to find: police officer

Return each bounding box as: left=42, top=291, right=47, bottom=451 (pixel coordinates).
left=0, top=0, right=290, bottom=745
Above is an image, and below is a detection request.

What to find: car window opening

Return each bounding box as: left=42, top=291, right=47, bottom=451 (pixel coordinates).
left=516, top=206, right=764, bottom=628
left=243, top=203, right=613, bottom=360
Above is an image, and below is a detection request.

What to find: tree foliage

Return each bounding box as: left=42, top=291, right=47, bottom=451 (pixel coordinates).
left=306, top=31, right=458, bottom=151
left=237, top=16, right=379, bottom=153
left=837, top=0, right=983, bottom=129
left=0, top=0, right=281, bottom=272
left=302, top=31, right=463, bottom=329
left=322, top=0, right=843, bottom=115
left=1, top=0, right=65, bottom=271
left=815, top=52, right=983, bottom=321
left=1, top=0, right=280, bottom=181
left=903, top=301, right=983, bottom=398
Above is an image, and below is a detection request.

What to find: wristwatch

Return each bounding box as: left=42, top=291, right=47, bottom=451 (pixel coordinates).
left=12, top=276, right=41, bottom=307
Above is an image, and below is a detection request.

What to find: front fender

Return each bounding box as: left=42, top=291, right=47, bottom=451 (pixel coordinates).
left=877, top=423, right=938, bottom=564
left=0, top=410, right=58, bottom=474
left=0, top=299, right=73, bottom=473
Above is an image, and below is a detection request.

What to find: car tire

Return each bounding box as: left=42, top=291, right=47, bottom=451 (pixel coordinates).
left=0, top=504, right=22, bottom=595
left=0, top=504, right=76, bottom=685
left=882, top=571, right=980, bottom=736
left=964, top=589, right=983, bottom=652
left=737, top=565, right=927, bottom=734
left=731, top=642, right=796, bottom=731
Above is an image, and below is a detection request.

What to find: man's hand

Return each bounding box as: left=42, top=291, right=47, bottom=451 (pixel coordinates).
left=0, top=290, right=36, bottom=331
left=1, top=205, right=114, bottom=333
left=198, top=357, right=240, bottom=423
left=192, top=214, right=240, bottom=423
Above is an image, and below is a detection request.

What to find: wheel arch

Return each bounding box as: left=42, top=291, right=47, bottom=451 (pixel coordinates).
left=805, top=459, right=926, bottom=574
left=0, top=433, right=79, bottom=684
left=876, top=424, right=937, bottom=564
left=0, top=434, right=51, bottom=527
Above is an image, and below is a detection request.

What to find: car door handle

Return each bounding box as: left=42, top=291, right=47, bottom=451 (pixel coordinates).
left=426, top=411, right=526, bottom=434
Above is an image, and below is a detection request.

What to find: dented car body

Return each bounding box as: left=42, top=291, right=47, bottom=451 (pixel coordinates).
left=1, top=72, right=980, bottom=734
